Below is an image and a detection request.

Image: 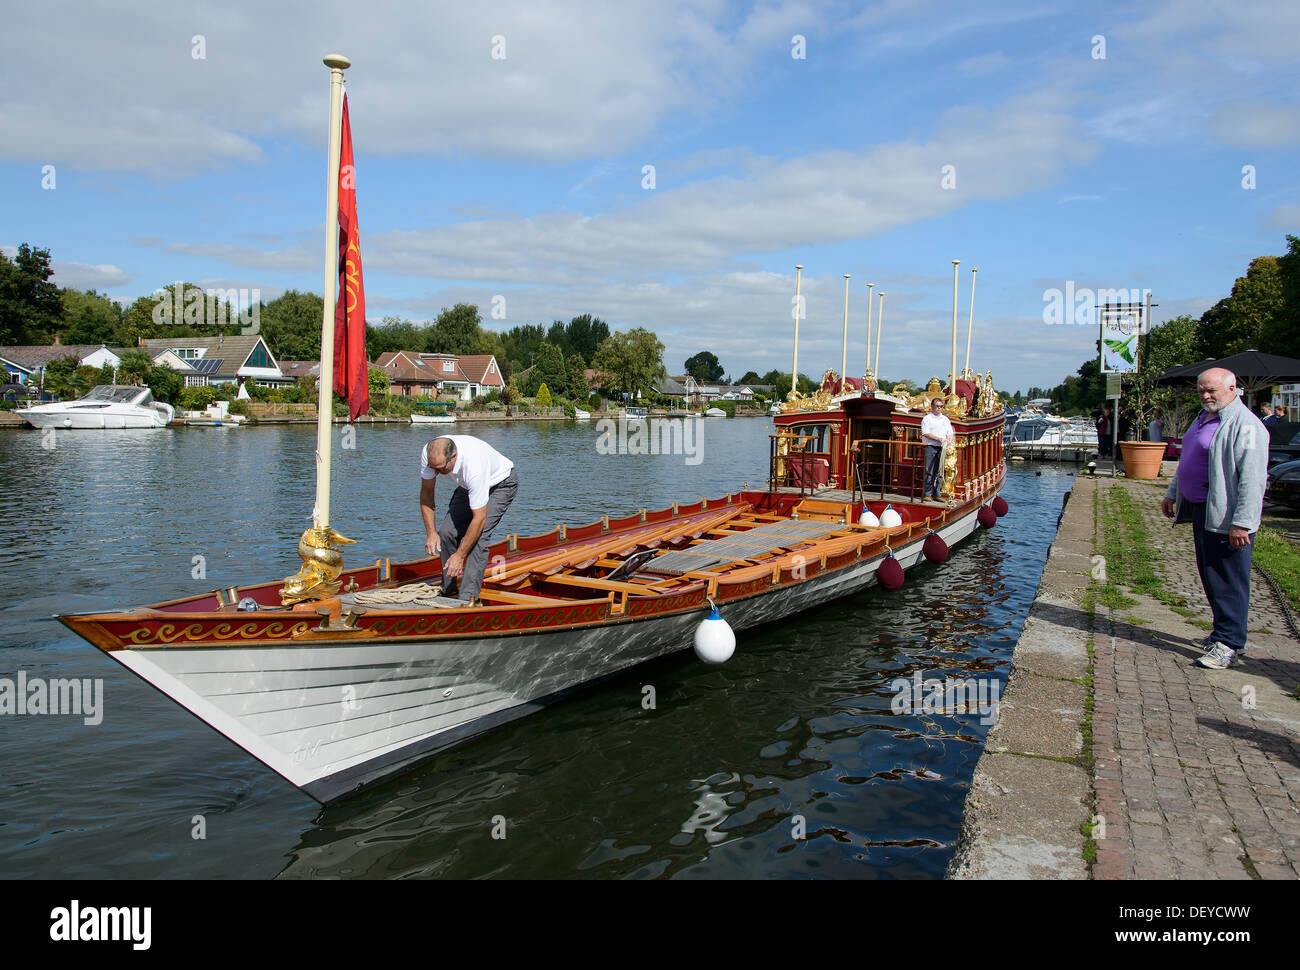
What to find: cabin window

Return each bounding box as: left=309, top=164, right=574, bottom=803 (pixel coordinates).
left=443, top=361, right=455, bottom=373
left=790, top=423, right=830, bottom=452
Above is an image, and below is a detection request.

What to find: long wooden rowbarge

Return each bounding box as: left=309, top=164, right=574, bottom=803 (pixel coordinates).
left=59, top=413, right=1005, bottom=803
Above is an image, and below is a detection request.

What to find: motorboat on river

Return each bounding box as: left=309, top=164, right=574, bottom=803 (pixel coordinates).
left=17, top=385, right=174, bottom=429
left=1005, top=410, right=1097, bottom=461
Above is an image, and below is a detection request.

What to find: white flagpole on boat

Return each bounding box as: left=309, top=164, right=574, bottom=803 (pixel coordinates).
left=864, top=282, right=874, bottom=383
left=874, top=292, right=884, bottom=378
left=840, top=273, right=850, bottom=390
left=314, top=53, right=350, bottom=530
left=281, top=53, right=356, bottom=607
left=964, top=266, right=978, bottom=379
left=790, top=265, right=803, bottom=401
left=950, top=259, right=960, bottom=396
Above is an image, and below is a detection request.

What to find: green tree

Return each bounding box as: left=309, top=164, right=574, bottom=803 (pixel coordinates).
left=1194, top=255, right=1283, bottom=358
left=500, top=323, right=546, bottom=377
left=144, top=363, right=182, bottom=404
left=737, top=370, right=762, bottom=385
left=61, top=288, right=122, bottom=345
left=42, top=355, right=84, bottom=399
left=431, top=303, right=483, bottom=355
left=367, top=316, right=422, bottom=358
left=262, top=290, right=325, bottom=360
left=565, top=353, right=589, bottom=401
left=684, top=350, right=724, bottom=383
left=1262, top=234, right=1300, bottom=360
left=526, top=342, right=566, bottom=397
left=180, top=385, right=219, bottom=411
left=117, top=349, right=154, bottom=385
left=536, top=382, right=553, bottom=407
left=564, top=314, right=609, bottom=363
left=117, top=296, right=159, bottom=347
left=0, top=244, right=65, bottom=344
left=591, top=327, right=666, bottom=401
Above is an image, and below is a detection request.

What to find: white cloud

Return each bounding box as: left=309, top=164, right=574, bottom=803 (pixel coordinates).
left=1210, top=102, right=1300, bottom=148
left=1265, top=204, right=1300, bottom=231
left=955, top=52, right=1011, bottom=76
left=51, top=261, right=133, bottom=291
left=0, top=0, right=825, bottom=176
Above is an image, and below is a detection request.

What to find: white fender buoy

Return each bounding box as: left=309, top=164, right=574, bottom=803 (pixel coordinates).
left=858, top=506, right=880, bottom=528
left=694, top=603, right=736, bottom=664
left=880, top=504, right=902, bottom=528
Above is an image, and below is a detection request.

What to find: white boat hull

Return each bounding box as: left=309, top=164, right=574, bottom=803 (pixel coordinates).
left=19, top=405, right=174, bottom=429
left=18, top=385, right=175, bottom=429
left=102, top=505, right=981, bottom=802
left=410, top=414, right=456, bottom=424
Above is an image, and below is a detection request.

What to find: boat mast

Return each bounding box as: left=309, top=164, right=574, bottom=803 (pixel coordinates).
left=315, top=53, right=350, bottom=530
left=840, top=273, right=850, bottom=390
left=280, top=54, right=357, bottom=607
left=864, top=282, right=874, bottom=383
left=963, top=266, right=978, bottom=380
left=874, top=291, right=885, bottom=378
left=790, top=264, right=803, bottom=401
left=949, top=259, right=959, bottom=396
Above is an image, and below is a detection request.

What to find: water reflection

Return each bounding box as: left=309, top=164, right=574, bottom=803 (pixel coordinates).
left=0, top=420, right=1073, bottom=879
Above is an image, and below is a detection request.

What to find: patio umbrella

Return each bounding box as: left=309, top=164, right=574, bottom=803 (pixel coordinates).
left=1151, top=350, right=1300, bottom=434
left=1154, top=350, right=1300, bottom=396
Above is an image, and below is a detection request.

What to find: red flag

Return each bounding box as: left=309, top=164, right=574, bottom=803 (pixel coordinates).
left=333, top=94, right=369, bottom=421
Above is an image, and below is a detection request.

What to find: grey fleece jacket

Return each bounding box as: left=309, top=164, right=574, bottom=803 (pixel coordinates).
left=1163, top=395, right=1268, bottom=534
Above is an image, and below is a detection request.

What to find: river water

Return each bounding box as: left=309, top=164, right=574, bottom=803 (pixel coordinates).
left=0, top=417, right=1072, bottom=879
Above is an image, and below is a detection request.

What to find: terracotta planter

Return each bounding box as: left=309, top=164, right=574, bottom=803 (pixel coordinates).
left=1119, top=440, right=1167, bottom=479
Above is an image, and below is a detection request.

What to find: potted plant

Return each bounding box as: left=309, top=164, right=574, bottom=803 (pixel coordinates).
left=1118, top=440, right=1167, bottom=479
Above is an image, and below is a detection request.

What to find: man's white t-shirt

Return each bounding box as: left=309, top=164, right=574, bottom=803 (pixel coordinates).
left=420, top=435, right=514, bottom=510
left=920, top=411, right=953, bottom=445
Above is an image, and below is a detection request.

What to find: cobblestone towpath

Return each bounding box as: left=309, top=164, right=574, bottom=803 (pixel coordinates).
left=949, top=472, right=1300, bottom=880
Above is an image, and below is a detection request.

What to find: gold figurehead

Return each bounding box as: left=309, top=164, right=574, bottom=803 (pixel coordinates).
left=281, top=525, right=357, bottom=605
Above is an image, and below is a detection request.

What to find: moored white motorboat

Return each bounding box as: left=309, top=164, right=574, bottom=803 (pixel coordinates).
left=18, top=385, right=174, bottom=429
left=1005, top=412, right=1097, bottom=461
left=705, top=407, right=727, bottom=417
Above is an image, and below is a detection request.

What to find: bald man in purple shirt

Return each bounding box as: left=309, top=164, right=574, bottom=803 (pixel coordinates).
left=1161, top=368, right=1267, bottom=669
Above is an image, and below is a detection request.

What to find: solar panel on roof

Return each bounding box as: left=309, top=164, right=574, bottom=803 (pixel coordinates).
left=193, top=357, right=224, bottom=374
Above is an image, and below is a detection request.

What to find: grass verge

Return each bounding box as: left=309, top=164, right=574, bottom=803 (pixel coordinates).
left=1253, top=527, right=1300, bottom=612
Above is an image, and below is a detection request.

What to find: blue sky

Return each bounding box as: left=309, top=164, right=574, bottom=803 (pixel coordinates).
left=3, top=0, right=1297, bottom=393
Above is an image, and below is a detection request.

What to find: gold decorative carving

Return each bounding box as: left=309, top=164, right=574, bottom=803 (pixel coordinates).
left=281, top=525, right=358, bottom=606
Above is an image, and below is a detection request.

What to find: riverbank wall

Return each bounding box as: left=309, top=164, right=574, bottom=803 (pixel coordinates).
left=949, top=472, right=1300, bottom=880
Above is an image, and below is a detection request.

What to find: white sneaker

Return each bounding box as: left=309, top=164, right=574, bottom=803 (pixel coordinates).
left=1197, top=642, right=1237, bottom=670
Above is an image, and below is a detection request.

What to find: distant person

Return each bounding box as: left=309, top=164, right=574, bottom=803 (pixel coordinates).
left=1118, top=409, right=1134, bottom=442
left=420, top=435, right=519, bottom=602
left=1275, top=404, right=1287, bottom=422
left=1096, top=410, right=1111, bottom=458
left=1160, top=368, right=1266, bottom=670
left=921, top=397, right=954, bottom=500
left=1148, top=408, right=1164, bottom=442
left=1261, top=404, right=1278, bottom=428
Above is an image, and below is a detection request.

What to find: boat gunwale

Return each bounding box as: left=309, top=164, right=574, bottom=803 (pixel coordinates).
left=58, top=478, right=1003, bottom=651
